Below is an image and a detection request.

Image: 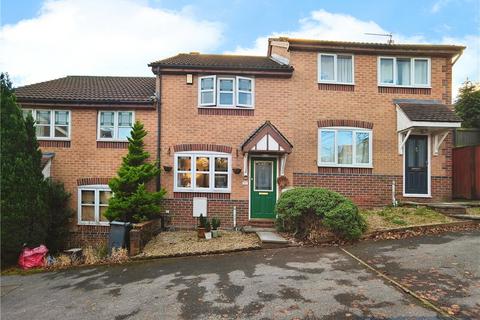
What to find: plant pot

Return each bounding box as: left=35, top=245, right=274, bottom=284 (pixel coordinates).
left=197, top=227, right=206, bottom=239
left=232, top=168, right=242, bottom=174
left=212, top=230, right=219, bottom=238
left=163, top=165, right=172, bottom=172
left=205, top=232, right=212, bottom=240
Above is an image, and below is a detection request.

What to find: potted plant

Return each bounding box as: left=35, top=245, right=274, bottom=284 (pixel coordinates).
left=197, top=214, right=207, bottom=239
left=204, top=219, right=212, bottom=240
left=211, top=217, right=221, bottom=238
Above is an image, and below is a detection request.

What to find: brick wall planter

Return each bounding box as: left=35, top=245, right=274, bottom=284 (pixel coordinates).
left=129, top=219, right=162, bottom=256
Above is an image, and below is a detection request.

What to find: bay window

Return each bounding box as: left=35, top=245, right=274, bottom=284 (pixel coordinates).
left=22, top=109, right=71, bottom=140
left=198, top=75, right=254, bottom=108
left=77, top=185, right=111, bottom=225
left=98, top=111, right=134, bottom=141
left=318, top=53, right=354, bottom=84
left=378, top=57, right=430, bottom=87
left=174, top=152, right=231, bottom=192
left=318, top=128, right=372, bottom=167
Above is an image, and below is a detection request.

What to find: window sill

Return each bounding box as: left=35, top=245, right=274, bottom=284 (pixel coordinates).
left=37, top=138, right=70, bottom=141
left=378, top=84, right=431, bottom=89
left=403, top=193, right=432, bottom=198
left=318, top=81, right=354, bottom=86
left=317, top=164, right=373, bottom=169
left=198, top=106, right=254, bottom=110
left=174, top=189, right=231, bottom=194
left=77, top=222, right=110, bottom=226
left=97, top=139, right=129, bottom=142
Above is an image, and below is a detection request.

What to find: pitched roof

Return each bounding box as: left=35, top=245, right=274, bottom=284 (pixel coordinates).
left=242, top=121, right=293, bottom=153
left=149, top=53, right=293, bottom=72
left=271, top=37, right=465, bottom=56
left=15, top=76, right=156, bottom=106
left=396, top=100, right=461, bottom=122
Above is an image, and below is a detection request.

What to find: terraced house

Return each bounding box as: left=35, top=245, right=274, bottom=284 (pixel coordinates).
left=15, top=38, right=465, bottom=244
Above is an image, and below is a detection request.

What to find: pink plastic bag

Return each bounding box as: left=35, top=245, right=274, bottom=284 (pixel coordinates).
left=18, top=245, right=48, bottom=269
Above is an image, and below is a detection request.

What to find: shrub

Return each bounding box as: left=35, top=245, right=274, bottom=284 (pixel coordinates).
left=275, top=188, right=366, bottom=240
left=104, top=121, right=166, bottom=223
left=211, top=217, right=221, bottom=230
left=44, top=179, right=74, bottom=254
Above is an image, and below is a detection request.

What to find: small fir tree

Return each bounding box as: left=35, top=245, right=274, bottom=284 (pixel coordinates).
left=455, top=80, right=480, bottom=128
left=0, top=73, right=47, bottom=264
left=104, top=121, right=165, bottom=223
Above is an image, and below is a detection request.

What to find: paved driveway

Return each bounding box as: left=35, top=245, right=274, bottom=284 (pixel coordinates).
left=1, top=230, right=478, bottom=319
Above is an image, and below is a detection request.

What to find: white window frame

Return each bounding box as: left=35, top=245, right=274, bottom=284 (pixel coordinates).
left=317, top=127, right=373, bottom=168
left=174, top=151, right=232, bottom=193
left=97, top=111, right=135, bottom=141
left=377, top=56, right=431, bottom=88
left=198, top=75, right=216, bottom=106
left=23, top=109, right=71, bottom=140
left=317, top=53, right=355, bottom=85
left=198, top=75, right=255, bottom=109
left=217, top=77, right=235, bottom=107
left=236, top=76, right=255, bottom=108
left=77, top=185, right=111, bottom=226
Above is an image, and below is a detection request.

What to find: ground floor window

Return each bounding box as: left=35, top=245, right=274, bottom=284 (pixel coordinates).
left=77, top=185, right=112, bottom=225
left=318, top=127, right=372, bottom=167
left=174, top=152, right=231, bottom=193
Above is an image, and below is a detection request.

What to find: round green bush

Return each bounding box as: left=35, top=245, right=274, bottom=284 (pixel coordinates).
left=275, top=187, right=366, bottom=240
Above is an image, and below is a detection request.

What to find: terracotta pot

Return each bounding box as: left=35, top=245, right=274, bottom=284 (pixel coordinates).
left=197, top=227, right=206, bottom=239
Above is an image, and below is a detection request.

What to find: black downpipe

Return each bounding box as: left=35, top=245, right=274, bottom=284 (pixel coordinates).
left=156, top=71, right=162, bottom=191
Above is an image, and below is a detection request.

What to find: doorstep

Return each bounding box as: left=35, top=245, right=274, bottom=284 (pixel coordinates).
left=256, top=231, right=289, bottom=244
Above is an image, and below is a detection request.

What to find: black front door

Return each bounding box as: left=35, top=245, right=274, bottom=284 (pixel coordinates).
left=405, top=135, right=428, bottom=194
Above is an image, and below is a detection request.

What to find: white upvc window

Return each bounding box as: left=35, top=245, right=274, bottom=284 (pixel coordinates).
left=22, top=109, right=71, bottom=140
left=77, top=185, right=111, bottom=225
left=199, top=75, right=216, bottom=106
left=174, top=151, right=231, bottom=193
left=317, top=53, right=354, bottom=84
left=378, top=57, right=431, bottom=87
left=236, top=76, right=254, bottom=107
left=217, top=77, right=235, bottom=107
left=97, top=111, right=134, bottom=141
left=198, top=75, right=254, bottom=108
left=318, top=127, right=373, bottom=167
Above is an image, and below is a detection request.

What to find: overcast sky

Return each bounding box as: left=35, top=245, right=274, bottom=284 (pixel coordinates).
left=1, top=0, right=479, bottom=97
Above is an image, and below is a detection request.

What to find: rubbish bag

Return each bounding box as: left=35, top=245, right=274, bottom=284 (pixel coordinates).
left=18, top=245, right=49, bottom=269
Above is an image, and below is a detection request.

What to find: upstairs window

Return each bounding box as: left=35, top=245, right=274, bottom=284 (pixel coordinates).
left=98, top=111, right=134, bottom=141
left=22, top=109, right=71, bottom=140
left=174, top=152, right=231, bottom=193
left=378, top=57, right=430, bottom=87
left=318, top=128, right=372, bottom=167
left=198, top=75, right=254, bottom=108
left=318, top=53, right=354, bottom=84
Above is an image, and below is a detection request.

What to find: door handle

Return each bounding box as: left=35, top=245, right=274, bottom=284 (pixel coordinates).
left=258, top=192, right=269, bottom=195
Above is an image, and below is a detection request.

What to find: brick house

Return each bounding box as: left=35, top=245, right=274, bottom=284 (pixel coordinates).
left=15, top=38, right=464, bottom=242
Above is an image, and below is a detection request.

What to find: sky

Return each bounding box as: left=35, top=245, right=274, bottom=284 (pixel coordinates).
left=1, top=0, right=479, bottom=97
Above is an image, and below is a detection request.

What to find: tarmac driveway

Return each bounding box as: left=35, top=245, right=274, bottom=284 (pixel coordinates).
left=1, top=230, right=478, bottom=319
left=345, top=229, right=480, bottom=319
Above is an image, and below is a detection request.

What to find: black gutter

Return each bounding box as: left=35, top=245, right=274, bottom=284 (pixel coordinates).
left=155, top=72, right=162, bottom=191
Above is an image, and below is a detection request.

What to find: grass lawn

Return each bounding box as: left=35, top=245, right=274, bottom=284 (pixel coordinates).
left=361, top=206, right=458, bottom=232
left=140, top=230, right=261, bottom=257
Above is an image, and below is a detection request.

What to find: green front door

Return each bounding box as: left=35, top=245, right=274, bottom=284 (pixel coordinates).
left=250, top=157, right=277, bottom=219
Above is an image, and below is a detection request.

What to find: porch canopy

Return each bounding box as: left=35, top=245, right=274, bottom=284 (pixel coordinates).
left=241, top=121, right=293, bottom=176
left=395, top=99, right=462, bottom=155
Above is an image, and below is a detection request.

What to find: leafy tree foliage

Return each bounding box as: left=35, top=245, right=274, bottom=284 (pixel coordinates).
left=455, top=81, right=480, bottom=128
left=104, top=121, right=165, bottom=223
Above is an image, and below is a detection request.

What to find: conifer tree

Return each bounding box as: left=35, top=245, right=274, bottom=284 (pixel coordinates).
left=104, top=121, right=165, bottom=222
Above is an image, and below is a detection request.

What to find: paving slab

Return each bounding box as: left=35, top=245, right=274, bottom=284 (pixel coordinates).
left=256, top=231, right=289, bottom=244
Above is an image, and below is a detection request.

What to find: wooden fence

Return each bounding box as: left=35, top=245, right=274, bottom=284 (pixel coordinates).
left=454, top=128, right=480, bottom=147
left=452, top=145, right=480, bottom=200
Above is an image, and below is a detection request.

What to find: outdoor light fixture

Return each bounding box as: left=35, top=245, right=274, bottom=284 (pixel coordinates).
left=186, top=74, right=193, bottom=84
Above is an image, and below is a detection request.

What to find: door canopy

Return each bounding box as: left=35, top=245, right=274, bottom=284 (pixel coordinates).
left=242, top=121, right=293, bottom=154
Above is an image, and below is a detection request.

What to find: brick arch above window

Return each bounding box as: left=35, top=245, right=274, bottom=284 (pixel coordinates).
left=317, top=119, right=374, bottom=129
left=173, top=144, right=232, bottom=153
left=77, top=177, right=111, bottom=186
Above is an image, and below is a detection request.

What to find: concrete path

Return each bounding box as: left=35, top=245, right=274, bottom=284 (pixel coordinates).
left=1, top=230, right=478, bottom=319
left=256, top=231, right=289, bottom=244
